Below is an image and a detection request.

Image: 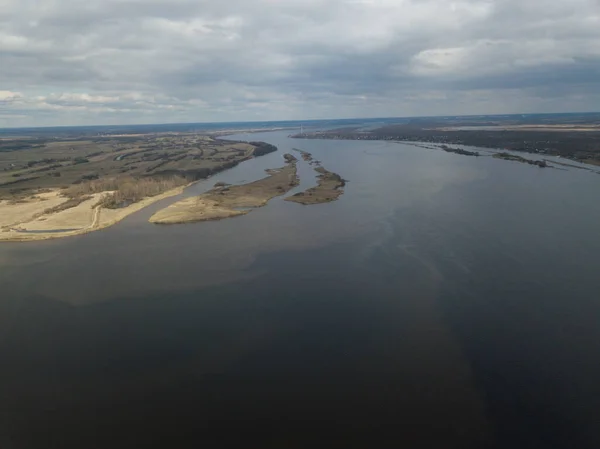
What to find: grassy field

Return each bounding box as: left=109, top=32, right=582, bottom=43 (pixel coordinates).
left=0, top=133, right=278, bottom=241
left=0, top=134, right=270, bottom=203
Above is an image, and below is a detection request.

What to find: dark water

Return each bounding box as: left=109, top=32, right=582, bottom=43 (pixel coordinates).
left=1, top=132, right=600, bottom=449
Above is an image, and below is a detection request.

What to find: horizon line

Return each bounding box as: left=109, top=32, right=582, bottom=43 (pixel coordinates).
left=1, top=111, right=599, bottom=132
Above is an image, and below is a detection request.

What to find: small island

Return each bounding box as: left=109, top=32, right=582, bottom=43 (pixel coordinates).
left=149, top=155, right=299, bottom=224
left=294, top=148, right=314, bottom=162
left=493, top=152, right=548, bottom=167
left=440, top=145, right=480, bottom=157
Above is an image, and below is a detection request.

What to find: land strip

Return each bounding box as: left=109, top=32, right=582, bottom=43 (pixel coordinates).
left=284, top=149, right=347, bottom=205
left=493, top=153, right=548, bottom=167
left=149, top=155, right=299, bottom=224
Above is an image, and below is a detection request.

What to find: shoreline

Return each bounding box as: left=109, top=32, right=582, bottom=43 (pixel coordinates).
left=0, top=183, right=191, bottom=243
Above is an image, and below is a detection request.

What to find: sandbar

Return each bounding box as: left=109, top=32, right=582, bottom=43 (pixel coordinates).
left=150, top=158, right=299, bottom=224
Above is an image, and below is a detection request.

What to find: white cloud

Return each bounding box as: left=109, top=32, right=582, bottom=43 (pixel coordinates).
left=0, top=0, right=599, bottom=126
left=0, top=91, right=23, bottom=102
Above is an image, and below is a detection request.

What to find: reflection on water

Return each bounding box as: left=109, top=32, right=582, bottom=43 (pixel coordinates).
left=1, top=132, right=600, bottom=448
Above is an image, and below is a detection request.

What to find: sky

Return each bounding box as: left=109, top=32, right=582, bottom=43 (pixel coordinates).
left=1, top=0, right=599, bottom=127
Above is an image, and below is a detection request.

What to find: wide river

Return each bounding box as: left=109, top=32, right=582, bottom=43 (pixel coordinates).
left=1, top=131, right=600, bottom=449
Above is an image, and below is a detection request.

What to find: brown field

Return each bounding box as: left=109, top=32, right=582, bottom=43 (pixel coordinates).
left=0, top=136, right=258, bottom=198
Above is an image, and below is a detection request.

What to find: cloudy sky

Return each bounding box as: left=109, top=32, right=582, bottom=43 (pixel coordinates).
left=1, top=0, right=599, bottom=127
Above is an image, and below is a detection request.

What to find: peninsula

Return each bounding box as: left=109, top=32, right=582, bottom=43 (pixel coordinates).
left=149, top=155, right=299, bottom=224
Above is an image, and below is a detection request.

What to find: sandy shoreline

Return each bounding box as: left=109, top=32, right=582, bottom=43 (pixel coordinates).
left=0, top=185, right=189, bottom=242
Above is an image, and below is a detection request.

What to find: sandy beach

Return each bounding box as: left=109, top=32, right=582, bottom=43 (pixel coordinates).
left=0, top=185, right=188, bottom=242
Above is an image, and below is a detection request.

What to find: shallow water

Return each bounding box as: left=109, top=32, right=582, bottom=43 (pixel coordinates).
left=1, top=131, right=600, bottom=449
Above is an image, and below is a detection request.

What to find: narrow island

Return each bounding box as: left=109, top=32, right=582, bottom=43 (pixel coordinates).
left=149, top=154, right=299, bottom=224
left=492, top=152, right=548, bottom=167
left=285, top=167, right=346, bottom=205
left=0, top=132, right=278, bottom=241
left=294, top=148, right=314, bottom=162
left=440, top=145, right=480, bottom=157
left=284, top=148, right=347, bottom=205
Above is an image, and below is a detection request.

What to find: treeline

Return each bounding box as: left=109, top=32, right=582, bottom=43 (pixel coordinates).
left=66, top=175, right=188, bottom=209
left=250, top=142, right=278, bottom=157
left=0, top=140, right=46, bottom=152
left=43, top=195, right=93, bottom=215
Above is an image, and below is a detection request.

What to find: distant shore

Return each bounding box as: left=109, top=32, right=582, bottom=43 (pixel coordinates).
left=290, top=119, right=600, bottom=167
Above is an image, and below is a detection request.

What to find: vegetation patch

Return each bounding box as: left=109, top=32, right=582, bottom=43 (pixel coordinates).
left=43, top=195, right=93, bottom=214
left=66, top=175, right=189, bottom=209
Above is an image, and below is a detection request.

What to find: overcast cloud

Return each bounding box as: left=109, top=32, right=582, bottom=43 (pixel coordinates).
left=1, top=0, right=599, bottom=127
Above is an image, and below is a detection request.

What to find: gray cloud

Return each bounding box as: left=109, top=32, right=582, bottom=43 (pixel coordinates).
left=1, top=0, right=599, bottom=126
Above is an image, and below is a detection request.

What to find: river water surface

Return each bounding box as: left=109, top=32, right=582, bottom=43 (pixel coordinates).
left=1, top=131, right=600, bottom=449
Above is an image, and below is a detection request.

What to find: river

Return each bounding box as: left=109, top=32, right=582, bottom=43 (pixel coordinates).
left=1, top=130, right=599, bottom=448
